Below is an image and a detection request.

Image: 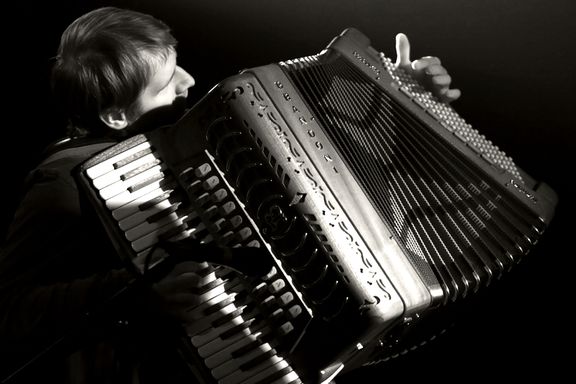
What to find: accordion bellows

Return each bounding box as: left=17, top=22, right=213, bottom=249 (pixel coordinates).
left=77, top=28, right=557, bottom=384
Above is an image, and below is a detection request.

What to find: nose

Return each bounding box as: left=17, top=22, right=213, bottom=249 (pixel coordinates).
left=175, top=66, right=195, bottom=97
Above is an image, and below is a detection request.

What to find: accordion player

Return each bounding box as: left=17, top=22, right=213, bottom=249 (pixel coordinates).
left=76, top=27, right=558, bottom=384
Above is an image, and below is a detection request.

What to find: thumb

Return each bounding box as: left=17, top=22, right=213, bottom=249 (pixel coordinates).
left=395, top=33, right=411, bottom=68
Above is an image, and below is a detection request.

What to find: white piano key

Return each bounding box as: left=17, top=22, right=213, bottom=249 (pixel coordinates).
left=186, top=301, right=244, bottom=337
left=200, top=313, right=295, bottom=371
left=205, top=329, right=267, bottom=369
left=218, top=355, right=286, bottom=384
left=112, top=186, right=172, bottom=221
left=130, top=215, right=189, bottom=252
left=238, top=359, right=292, bottom=384
left=212, top=342, right=274, bottom=379
left=105, top=177, right=166, bottom=210
left=184, top=291, right=237, bottom=329
left=197, top=319, right=267, bottom=358
left=120, top=198, right=179, bottom=232
left=122, top=198, right=200, bottom=241
left=86, top=141, right=151, bottom=179
left=270, top=369, right=301, bottom=384
left=92, top=152, right=160, bottom=189
left=191, top=288, right=234, bottom=311
left=179, top=271, right=240, bottom=306
left=181, top=276, right=245, bottom=316
left=99, top=164, right=165, bottom=200
left=191, top=304, right=259, bottom=348
left=125, top=205, right=190, bottom=241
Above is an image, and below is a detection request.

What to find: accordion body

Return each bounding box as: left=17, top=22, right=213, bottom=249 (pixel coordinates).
left=77, top=28, right=558, bottom=383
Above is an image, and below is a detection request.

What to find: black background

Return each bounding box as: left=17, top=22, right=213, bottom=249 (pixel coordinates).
left=2, top=0, right=574, bottom=382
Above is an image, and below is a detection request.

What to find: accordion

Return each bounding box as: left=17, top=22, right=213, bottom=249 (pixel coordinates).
left=76, top=28, right=557, bottom=383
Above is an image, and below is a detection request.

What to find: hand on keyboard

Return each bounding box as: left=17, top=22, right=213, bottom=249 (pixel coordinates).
left=151, top=259, right=214, bottom=323
left=158, top=237, right=275, bottom=278
left=146, top=238, right=275, bottom=324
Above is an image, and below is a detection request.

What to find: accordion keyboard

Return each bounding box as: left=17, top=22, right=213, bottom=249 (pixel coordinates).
left=80, top=134, right=310, bottom=384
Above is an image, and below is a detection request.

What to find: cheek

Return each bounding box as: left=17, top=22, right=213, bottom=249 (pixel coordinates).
left=137, top=92, right=176, bottom=116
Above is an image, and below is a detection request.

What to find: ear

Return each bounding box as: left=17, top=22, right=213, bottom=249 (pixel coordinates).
left=99, top=108, right=129, bottom=130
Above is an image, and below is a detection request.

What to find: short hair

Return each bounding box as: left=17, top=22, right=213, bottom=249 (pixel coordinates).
left=51, top=7, right=177, bottom=137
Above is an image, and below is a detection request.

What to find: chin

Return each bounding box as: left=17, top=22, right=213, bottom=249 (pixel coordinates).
left=126, top=97, right=189, bottom=135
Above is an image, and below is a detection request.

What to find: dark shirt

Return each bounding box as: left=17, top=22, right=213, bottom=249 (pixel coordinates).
left=0, top=137, right=195, bottom=383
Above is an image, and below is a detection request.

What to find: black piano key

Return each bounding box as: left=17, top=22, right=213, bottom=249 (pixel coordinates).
left=113, top=146, right=154, bottom=169
left=138, top=189, right=178, bottom=211
left=252, top=366, right=295, bottom=384
left=146, top=203, right=181, bottom=223
left=127, top=171, right=166, bottom=193
left=218, top=313, right=264, bottom=340
left=230, top=339, right=262, bottom=359
left=238, top=348, right=276, bottom=372
left=120, top=158, right=162, bottom=181
left=212, top=302, right=256, bottom=328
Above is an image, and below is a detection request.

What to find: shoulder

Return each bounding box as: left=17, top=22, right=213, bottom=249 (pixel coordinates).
left=23, top=138, right=117, bottom=196
left=40, top=137, right=117, bottom=168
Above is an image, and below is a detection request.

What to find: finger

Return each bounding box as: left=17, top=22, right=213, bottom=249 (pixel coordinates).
left=412, top=56, right=441, bottom=71
left=424, top=63, right=447, bottom=76
left=156, top=272, right=213, bottom=294
left=170, top=260, right=210, bottom=275
left=436, top=87, right=461, bottom=103
left=431, top=74, right=452, bottom=87
left=394, top=33, right=411, bottom=68
left=443, top=88, right=462, bottom=102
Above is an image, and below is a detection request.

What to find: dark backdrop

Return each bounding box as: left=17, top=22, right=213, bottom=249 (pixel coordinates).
left=2, top=0, right=574, bottom=382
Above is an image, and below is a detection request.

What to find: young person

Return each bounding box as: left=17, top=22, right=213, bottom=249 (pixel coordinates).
left=0, top=6, right=460, bottom=384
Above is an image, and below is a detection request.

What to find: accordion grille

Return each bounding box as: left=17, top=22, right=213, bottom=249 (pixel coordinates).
left=280, top=54, right=546, bottom=303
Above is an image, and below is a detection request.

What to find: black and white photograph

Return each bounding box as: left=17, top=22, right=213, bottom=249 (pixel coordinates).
left=1, top=1, right=574, bottom=383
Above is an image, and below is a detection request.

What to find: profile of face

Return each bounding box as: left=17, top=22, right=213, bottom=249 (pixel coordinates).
left=136, top=50, right=195, bottom=119
left=101, top=49, right=195, bottom=130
